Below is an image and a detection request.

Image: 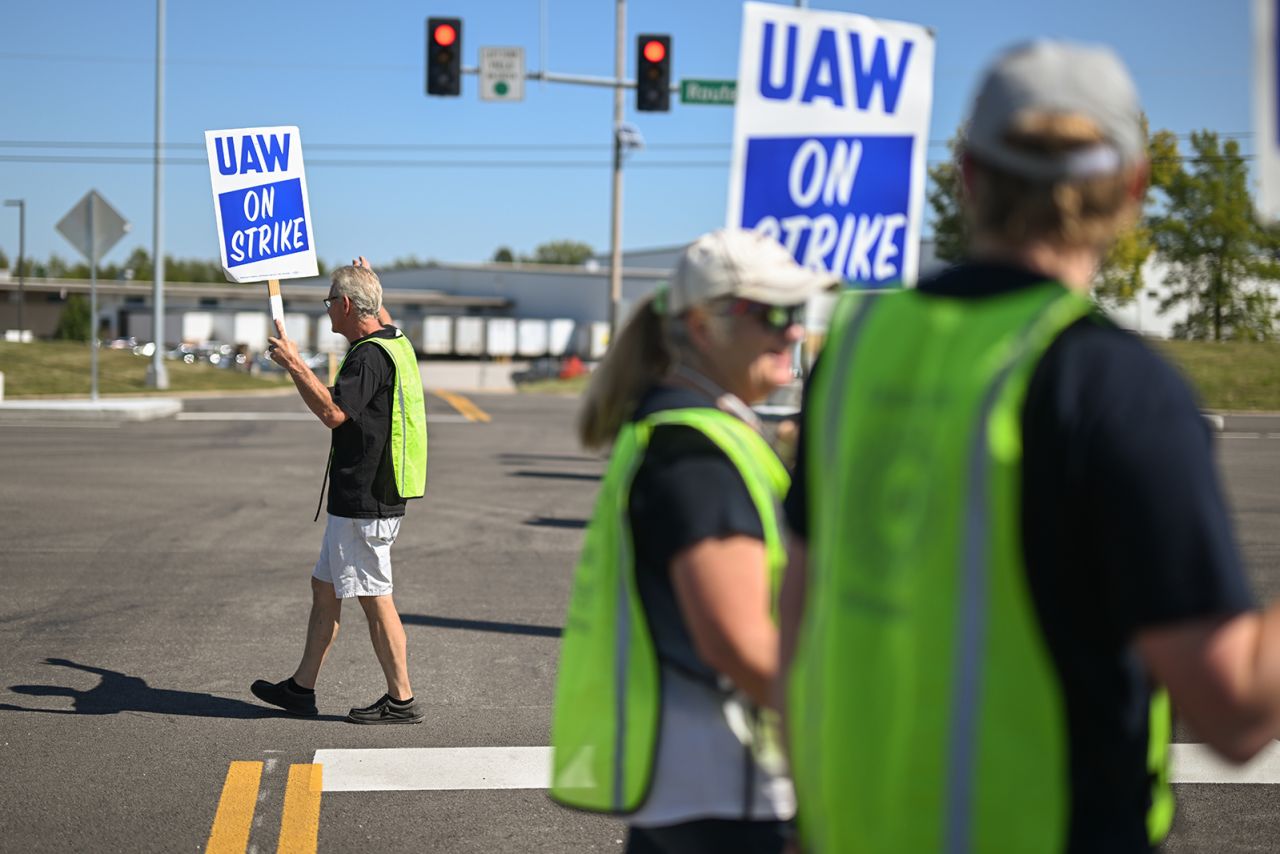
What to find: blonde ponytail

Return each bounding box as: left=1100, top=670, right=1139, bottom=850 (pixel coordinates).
left=577, top=294, right=672, bottom=450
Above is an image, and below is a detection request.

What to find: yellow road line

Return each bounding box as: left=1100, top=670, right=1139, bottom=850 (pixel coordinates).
left=277, top=763, right=323, bottom=854
left=205, top=761, right=263, bottom=854
left=431, top=389, right=492, bottom=423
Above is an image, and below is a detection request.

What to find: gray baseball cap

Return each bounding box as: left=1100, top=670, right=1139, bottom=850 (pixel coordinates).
left=667, top=229, right=839, bottom=314
left=964, top=40, right=1144, bottom=181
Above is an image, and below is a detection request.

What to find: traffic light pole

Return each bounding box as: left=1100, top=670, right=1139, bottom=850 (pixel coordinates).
left=608, top=0, right=625, bottom=339
left=454, top=1, right=683, bottom=339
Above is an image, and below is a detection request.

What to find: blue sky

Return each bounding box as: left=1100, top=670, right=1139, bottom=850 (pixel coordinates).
left=0, top=0, right=1255, bottom=271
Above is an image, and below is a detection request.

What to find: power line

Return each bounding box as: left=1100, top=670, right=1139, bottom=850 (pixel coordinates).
left=0, top=152, right=1257, bottom=170
left=0, top=50, right=1250, bottom=80
left=0, top=154, right=731, bottom=168
left=0, top=132, right=1257, bottom=154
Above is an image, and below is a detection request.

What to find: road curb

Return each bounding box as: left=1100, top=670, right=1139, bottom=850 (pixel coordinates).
left=0, top=397, right=183, bottom=422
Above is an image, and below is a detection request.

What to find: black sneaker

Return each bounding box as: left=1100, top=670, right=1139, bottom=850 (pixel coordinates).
left=346, top=694, right=424, bottom=725
left=250, top=678, right=318, bottom=717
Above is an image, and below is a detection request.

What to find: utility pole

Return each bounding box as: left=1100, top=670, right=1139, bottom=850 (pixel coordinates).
left=608, top=0, right=625, bottom=338
left=147, top=0, right=170, bottom=388
left=452, top=6, right=676, bottom=340
left=3, top=199, right=23, bottom=335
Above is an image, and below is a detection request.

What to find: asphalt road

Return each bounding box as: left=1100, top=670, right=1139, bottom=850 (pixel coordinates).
left=0, top=393, right=1276, bottom=852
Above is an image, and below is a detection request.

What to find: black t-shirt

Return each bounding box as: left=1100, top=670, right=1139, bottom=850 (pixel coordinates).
left=327, top=326, right=407, bottom=519
left=628, top=386, right=766, bottom=683
left=784, top=262, right=1254, bottom=852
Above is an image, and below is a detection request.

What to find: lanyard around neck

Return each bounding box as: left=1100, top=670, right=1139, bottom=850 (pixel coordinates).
left=673, top=365, right=762, bottom=432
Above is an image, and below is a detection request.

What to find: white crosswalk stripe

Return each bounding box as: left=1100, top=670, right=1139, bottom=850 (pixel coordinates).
left=312, top=743, right=1280, bottom=792
left=176, top=411, right=472, bottom=423
left=315, top=747, right=551, bottom=792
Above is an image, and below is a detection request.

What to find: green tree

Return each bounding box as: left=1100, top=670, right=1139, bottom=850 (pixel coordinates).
left=0, top=247, right=9, bottom=269
left=121, top=246, right=153, bottom=281
left=927, top=123, right=1185, bottom=307
left=1092, top=128, right=1180, bottom=306
left=528, top=240, right=594, bottom=266
left=492, top=246, right=515, bottom=263
left=926, top=132, right=967, bottom=264
left=53, top=294, right=91, bottom=341
left=385, top=255, right=428, bottom=270
left=1151, top=131, right=1280, bottom=340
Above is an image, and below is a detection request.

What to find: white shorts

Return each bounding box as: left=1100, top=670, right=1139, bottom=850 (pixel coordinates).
left=312, top=514, right=401, bottom=598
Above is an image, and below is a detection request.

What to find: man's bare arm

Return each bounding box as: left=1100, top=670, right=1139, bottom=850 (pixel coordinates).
left=267, top=319, right=348, bottom=429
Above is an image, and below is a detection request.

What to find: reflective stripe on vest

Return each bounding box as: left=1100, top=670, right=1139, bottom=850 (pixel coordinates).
left=791, top=282, right=1172, bottom=852
left=550, top=406, right=788, bottom=814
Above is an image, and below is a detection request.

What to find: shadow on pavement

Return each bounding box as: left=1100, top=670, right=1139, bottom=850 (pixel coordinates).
left=401, top=614, right=562, bottom=638
left=509, top=470, right=601, bottom=482
left=497, top=453, right=602, bottom=465
left=525, top=516, right=589, bottom=530
left=0, top=658, right=344, bottom=721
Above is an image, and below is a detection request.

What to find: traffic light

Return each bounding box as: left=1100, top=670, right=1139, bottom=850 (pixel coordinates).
left=426, top=17, right=462, bottom=96
left=636, top=34, right=671, bottom=112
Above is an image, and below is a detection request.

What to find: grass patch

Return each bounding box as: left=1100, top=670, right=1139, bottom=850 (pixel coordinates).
left=516, top=374, right=591, bottom=395
left=1156, top=340, right=1280, bottom=412
left=0, top=341, right=293, bottom=398
left=509, top=341, right=1279, bottom=411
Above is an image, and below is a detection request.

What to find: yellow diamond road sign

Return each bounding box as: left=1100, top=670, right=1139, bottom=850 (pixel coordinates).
left=480, top=47, right=524, bottom=102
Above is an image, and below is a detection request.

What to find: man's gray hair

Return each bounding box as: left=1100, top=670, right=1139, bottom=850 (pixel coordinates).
left=329, top=265, right=383, bottom=318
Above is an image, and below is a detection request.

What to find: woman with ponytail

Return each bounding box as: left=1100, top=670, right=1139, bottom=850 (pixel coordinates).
left=551, top=229, right=836, bottom=853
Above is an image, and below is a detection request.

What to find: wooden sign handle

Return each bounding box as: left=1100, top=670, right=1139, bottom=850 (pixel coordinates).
left=266, top=279, right=285, bottom=330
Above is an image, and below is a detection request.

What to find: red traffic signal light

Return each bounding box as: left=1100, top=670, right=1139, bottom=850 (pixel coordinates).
left=636, top=34, right=671, bottom=112
left=433, top=23, right=457, bottom=47
left=426, top=17, right=462, bottom=97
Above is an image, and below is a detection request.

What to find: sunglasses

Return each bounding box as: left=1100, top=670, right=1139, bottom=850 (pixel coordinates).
left=323, top=295, right=339, bottom=310
left=721, top=298, right=803, bottom=333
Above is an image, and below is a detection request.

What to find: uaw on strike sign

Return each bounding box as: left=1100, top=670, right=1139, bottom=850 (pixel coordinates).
left=727, top=3, right=934, bottom=287
left=204, top=125, right=317, bottom=284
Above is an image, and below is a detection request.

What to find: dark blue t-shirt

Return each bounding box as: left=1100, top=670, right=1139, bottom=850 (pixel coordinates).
left=629, top=386, right=766, bottom=683
left=784, top=262, right=1253, bottom=853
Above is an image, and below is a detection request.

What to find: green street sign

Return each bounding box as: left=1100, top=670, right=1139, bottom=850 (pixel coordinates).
left=680, top=79, right=736, bottom=106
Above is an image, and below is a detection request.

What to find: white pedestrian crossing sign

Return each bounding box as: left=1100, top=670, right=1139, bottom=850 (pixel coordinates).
left=480, top=47, right=525, bottom=102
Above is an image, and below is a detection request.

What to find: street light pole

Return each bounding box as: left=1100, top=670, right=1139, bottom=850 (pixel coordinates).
left=147, top=0, right=170, bottom=388
left=607, top=0, right=625, bottom=339
left=3, top=199, right=23, bottom=336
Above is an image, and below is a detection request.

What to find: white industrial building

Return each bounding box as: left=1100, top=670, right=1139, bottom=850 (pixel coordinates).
left=0, top=240, right=1264, bottom=355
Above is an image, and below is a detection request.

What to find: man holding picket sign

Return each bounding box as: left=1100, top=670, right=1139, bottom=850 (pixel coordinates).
left=203, top=128, right=427, bottom=723
left=256, top=257, right=428, bottom=724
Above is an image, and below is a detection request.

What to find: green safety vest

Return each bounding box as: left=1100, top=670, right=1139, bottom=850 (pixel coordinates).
left=341, top=330, right=428, bottom=499
left=550, top=406, right=790, bottom=813
left=790, top=282, right=1173, bottom=853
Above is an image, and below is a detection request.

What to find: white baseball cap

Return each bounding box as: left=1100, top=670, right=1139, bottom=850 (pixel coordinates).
left=666, top=229, right=839, bottom=314
left=964, top=40, right=1145, bottom=181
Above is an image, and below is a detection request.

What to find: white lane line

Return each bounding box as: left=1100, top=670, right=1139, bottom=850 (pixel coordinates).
left=0, top=421, right=121, bottom=429
left=314, top=747, right=551, bottom=792
left=1172, top=742, right=1280, bottom=784
left=314, top=744, right=1280, bottom=792
left=176, top=412, right=472, bottom=423
left=178, top=412, right=315, bottom=421
left=1220, top=433, right=1264, bottom=439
